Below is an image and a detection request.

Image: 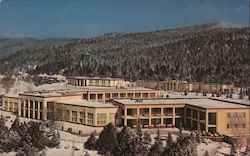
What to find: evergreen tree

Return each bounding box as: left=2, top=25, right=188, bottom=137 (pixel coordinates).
left=166, top=132, right=173, bottom=147
left=148, top=128, right=163, bottom=156
left=11, top=116, right=20, bottom=131
left=116, top=126, right=134, bottom=156
left=84, top=151, right=90, bottom=156
left=0, top=115, right=6, bottom=130
left=16, top=141, right=39, bottom=156
left=27, top=122, right=49, bottom=150
left=189, top=133, right=198, bottom=156
left=143, top=131, right=152, bottom=145
left=84, top=132, right=97, bottom=150
left=230, top=143, right=237, bottom=156
left=116, top=126, right=148, bottom=156
left=204, top=150, right=209, bottom=156
left=49, top=132, right=60, bottom=148
left=96, top=123, right=118, bottom=155
left=136, top=119, right=143, bottom=140
left=162, top=132, right=174, bottom=156
left=0, top=129, right=21, bottom=152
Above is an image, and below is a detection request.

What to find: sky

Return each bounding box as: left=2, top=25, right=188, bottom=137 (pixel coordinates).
left=0, top=0, right=249, bottom=38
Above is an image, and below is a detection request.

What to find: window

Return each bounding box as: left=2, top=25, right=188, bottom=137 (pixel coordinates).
left=30, top=101, right=33, bottom=109
left=164, top=108, right=173, bottom=116
left=21, top=100, right=24, bottom=108
left=152, top=108, right=161, bottom=116
left=109, top=113, right=116, bottom=124
left=4, top=101, right=8, bottom=110
left=80, top=112, right=85, bottom=124
left=192, top=110, right=198, bottom=119
left=87, top=113, right=94, bottom=125
left=66, top=110, right=70, bottom=121
left=227, top=112, right=246, bottom=129
left=25, top=100, right=29, bottom=108
left=40, top=102, right=43, bottom=111
left=14, top=103, right=18, bottom=112
left=186, top=108, right=191, bottom=117
left=208, top=113, right=216, bottom=125
left=97, top=113, right=107, bottom=125
left=35, top=101, right=38, bottom=109
left=72, top=111, right=77, bottom=122
left=9, top=102, right=13, bottom=111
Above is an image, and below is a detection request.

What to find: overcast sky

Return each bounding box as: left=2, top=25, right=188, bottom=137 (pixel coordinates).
left=0, top=0, right=249, bottom=38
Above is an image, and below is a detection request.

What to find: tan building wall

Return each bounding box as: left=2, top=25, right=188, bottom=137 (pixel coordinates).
left=114, top=102, right=185, bottom=128
left=2, top=96, right=19, bottom=113
left=114, top=100, right=250, bottom=138
left=52, top=102, right=118, bottom=127
left=188, top=82, right=234, bottom=93
left=68, top=77, right=125, bottom=87
left=18, top=94, right=83, bottom=121
left=214, top=108, right=250, bottom=137
left=136, top=80, right=189, bottom=92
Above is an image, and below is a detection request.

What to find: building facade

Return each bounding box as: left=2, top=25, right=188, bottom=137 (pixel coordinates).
left=2, top=95, right=19, bottom=113
left=54, top=101, right=118, bottom=127
left=67, top=77, right=125, bottom=87
left=113, top=99, right=250, bottom=138
left=1, top=87, right=163, bottom=121
left=136, top=80, right=234, bottom=93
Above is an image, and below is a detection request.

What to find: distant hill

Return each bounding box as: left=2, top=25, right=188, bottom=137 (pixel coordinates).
left=0, top=38, right=76, bottom=57
left=0, top=23, right=249, bottom=86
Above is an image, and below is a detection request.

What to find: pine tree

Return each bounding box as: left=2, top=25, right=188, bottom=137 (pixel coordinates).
left=49, top=132, right=60, bottom=148
left=143, top=131, right=152, bottom=145
left=116, top=126, right=148, bottom=156
left=84, top=132, right=97, bottom=150
left=136, top=118, right=143, bottom=140
left=26, top=122, right=49, bottom=150
left=16, top=141, right=39, bottom=156
left=1, top=129, right=21, bottom=152
left=204, top=150, right=209, bottom=156
left=148, top=128, right=163, bottom=156
left=0, top=115, right=6, bottom=130
left=116, top=126, right=135, bottom=156
left=230, top=143, right=237, bottom=156
left=96, top=123, right=118, bottom=155
left=84, top=151, right=90, bottom=156
left=166, top=132, right=173, bottom=147
left=162, top=132, right=174, bottom=156
left=11, top=116, right=20, bottom=131
left=189, top=132, right=198, bottom=156
left=46, top=127, right=55, bottom=137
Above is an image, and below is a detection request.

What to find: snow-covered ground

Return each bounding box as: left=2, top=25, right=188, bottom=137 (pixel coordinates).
left=0, top=80, right=35, bottom=97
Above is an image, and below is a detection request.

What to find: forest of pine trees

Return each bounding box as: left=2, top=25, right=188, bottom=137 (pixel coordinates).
left=0, top=115, right=60, bottom=155
left=0, top=24, right=249, bottom=87
left=84, top=122, right=199, bottom=156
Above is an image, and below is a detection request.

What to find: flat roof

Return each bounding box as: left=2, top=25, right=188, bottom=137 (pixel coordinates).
left=19, top=86, right=162, bottom=98
left=59, top=101, right=117, bottom=108
left=114, top=99, right=249, bottom=109
left=68, top=76, right=124, bottom=81
left=210, top=97, right=250, bottom=106
left=19, top=91, right=81, bottom=98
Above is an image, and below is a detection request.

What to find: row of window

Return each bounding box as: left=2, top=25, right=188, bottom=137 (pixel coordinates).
left=67, top=111, right=115, bottom=126
left=227, top=112, right=246, bottom=129
left=4, top=101, right=18, bottom=112
left=127, top=108, right=184, bottom=116
left=20, top=109, right=43, bottom=119
left=20, top=100, right=43, bottom=110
